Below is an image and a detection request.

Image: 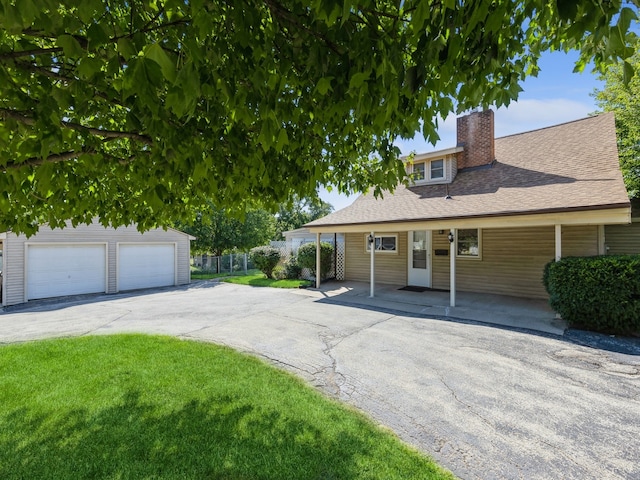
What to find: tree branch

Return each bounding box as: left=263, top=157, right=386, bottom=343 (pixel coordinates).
left=0, top=47, right=63, bottom=60
left=0, top=108, right=153, bottom=144
left=5, top=150, right=89, bottom=169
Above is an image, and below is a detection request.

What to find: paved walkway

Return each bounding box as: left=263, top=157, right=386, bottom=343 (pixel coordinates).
left=307, top=280, right=566, bottom=335
left=1, top=281, right=639, bottom=479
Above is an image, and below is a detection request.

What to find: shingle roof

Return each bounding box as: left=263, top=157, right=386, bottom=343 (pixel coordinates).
left=307, top=112, right=630, bottom=228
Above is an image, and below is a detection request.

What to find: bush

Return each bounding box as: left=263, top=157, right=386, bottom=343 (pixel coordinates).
left=543, top=255, right=640, bottom=335
left=272, top=265, right=287, bottom=280
left=249, top=246, right=281, bottom=279
left=283, top=257, right=302, bottom=280
left=297, top=242, right=334, bottom=280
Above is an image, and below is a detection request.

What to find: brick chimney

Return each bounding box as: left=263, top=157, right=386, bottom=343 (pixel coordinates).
left=456, top=110, right=495, bottom=169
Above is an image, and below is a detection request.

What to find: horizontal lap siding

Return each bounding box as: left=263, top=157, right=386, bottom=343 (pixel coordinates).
left=434, top=226, right=598, bottom=299
left=3, top=222, right=191, bottom=306
left=605, top=222, right=640, bottom=254
left=344, top=232, right=407, bottom=285
left=3, top=236, right=25, bottom=306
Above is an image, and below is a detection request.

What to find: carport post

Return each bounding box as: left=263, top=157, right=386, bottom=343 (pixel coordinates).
left=449, top=228, right=456, bottom=307
left=369, top=231, right=375, bottom=298
left=315, top=232, right=321, bottom=289
left=555, top=224, right=562, bottom=261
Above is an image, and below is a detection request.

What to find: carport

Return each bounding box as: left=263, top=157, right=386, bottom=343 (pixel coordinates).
left=1, top=221, right=193, bottom=307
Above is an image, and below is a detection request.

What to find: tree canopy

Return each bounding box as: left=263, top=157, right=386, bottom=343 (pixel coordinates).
left=274, top=196, right=333, bottom=239
left=176, top=207, right=276, bottom=256
left=594, top=37, right=640, bottom=199
left=1, top=0, right=638, bottom=234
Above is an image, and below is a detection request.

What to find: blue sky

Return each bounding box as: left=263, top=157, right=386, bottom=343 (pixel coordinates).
left=319, top=50, right=605, bottom=211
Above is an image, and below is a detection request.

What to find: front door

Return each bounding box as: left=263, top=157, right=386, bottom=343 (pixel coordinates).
left=408, top=231, right=431, bottom=287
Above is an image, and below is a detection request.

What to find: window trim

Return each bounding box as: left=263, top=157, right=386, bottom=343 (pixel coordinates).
left=456, top=228, right=482, bottom=260
left=364, top=234, right=399, bottom=254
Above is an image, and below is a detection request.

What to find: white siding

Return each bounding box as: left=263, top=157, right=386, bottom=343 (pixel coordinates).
left=3, top=221, right=191, bottom=306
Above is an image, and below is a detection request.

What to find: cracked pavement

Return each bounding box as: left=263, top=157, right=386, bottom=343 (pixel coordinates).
left=1, top=281, right=639, bottom=480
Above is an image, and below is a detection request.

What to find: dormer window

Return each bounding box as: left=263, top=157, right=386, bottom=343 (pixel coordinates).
left=430, top=159, right=444, bottom=180
left=413, top=162, right=426, bottom=181
left=411, top=159, right=447, bottom=183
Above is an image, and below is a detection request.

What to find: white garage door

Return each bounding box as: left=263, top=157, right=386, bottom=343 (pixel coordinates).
left=117, top=243, right=176, bottom=291
left=26, top=244, right=107, bottom=300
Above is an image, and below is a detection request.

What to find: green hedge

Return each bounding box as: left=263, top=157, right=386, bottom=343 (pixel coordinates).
left=543, top=255, right=640, bottom=335
left=297, top=242, right=334, bottom=280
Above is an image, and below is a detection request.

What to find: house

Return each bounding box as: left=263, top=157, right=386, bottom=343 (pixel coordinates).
left=280, top=228, right=341, bottom=254
left=1, top=221, right=193, bottom=307
left=306, top=110, right=636, bottom=305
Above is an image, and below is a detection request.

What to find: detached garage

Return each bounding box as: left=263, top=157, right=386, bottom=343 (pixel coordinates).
left=1, top=221, right=193, bottom=307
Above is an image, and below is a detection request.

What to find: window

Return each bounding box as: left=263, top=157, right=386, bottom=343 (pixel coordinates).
left=430, top=159, right=444, bottom=179
left=412, top=162, right=426, bottom=181
left=411, top=159, right=445, bottom=183
left=365, top=234, right=398, bottom=253
left=457, top=229, right=481, bottom=258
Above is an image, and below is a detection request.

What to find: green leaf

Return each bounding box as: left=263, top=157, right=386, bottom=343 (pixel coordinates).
left=623, top=61, right=635, bottom=85
left=316, top=77, right=333, bottom=95
left=276, top=128, right=288, bottom=151
left=144, top=43, right=176, bottom=83
left=349, top=72, right=369, bottom=90
left=57, top=34, right=84, bottom=58
left=86, top=23, right=110, bottom=49
left=117, top=38, right=138, bottom=59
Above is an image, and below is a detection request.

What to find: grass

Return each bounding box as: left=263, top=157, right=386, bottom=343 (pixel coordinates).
left=223, top=273, right=313, bottom=288
left=0, top=335, right=454, bottom=479
left=190, top=268, right=261, bottom=280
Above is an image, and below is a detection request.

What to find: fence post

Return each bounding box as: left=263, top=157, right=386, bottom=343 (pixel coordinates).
left=243, top=253, right=247, bottom=274
left=230, top=253, right=233, bottom=274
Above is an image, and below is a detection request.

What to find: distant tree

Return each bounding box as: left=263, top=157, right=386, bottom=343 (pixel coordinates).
left=178, top=207, right=275, bottom=256
left=275, top=196, right=334, bottom=240
left=594, top=39, right=640, bottom=199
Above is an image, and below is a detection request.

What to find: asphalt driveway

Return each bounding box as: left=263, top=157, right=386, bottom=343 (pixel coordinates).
left=1, top=282, right=639, bottom=480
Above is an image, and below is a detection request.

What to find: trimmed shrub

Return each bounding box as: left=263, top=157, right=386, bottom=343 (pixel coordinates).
left=543, top=255, right=640, bottom=335
left=272, top=264, right=287, bottom=280
left=283, top=257, right=302, bottom=280
left=297, top=242, right=334, bottom=280
left=249, top=246, right=281, bottom=279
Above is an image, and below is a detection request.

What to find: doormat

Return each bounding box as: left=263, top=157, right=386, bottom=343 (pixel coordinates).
left=399, top=286, right=449, bottom=293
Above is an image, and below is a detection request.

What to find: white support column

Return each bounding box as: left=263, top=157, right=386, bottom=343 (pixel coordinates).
left=555, top=224, right=562, bottom=261
left=369, top=231, right=375, bottom=298
left=449, top=229, right=456, bottom=307
left=315, top=232, right=321, bottom=289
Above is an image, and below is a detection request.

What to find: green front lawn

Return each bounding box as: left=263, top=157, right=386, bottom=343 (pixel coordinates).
left=0, top=335, right=454, bottom=479
left=190, top=267, right=261, bottom=280
left=223, top=273, right=312, bottom=288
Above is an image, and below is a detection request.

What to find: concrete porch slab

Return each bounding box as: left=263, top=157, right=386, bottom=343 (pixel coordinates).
left=298, top=280, right=566, bottom=336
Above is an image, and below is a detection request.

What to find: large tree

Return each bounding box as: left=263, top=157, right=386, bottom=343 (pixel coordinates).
left=274, top=196, right=333, bottom=239
left=1, top=0, right=637, bottom=235
left=594, top=38, right=640, bottom=198
left=177, top=207, right=276, bottom=256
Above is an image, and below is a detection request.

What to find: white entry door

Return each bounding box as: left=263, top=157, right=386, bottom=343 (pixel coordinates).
left=407, top=231, right=431, bottom=287
left=117, top=243, right=176, bottom=292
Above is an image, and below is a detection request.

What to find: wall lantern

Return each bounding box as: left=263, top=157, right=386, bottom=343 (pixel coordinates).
left=447, top=232, right=455, bottom=243
left=367, top=234, right=374, bottom=246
